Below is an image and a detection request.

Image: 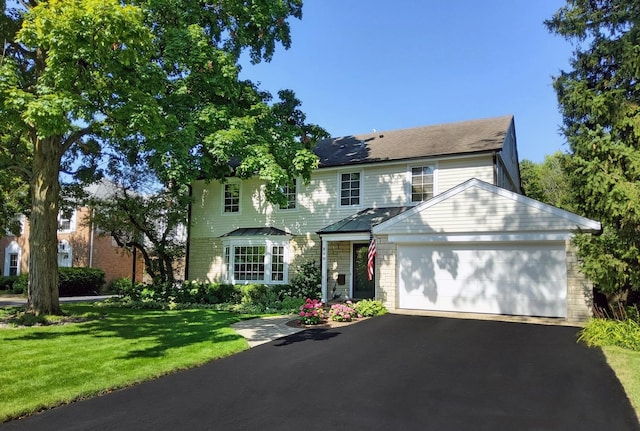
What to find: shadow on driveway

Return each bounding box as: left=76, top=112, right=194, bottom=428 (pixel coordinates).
left=2, top=314, right=638, bottom=431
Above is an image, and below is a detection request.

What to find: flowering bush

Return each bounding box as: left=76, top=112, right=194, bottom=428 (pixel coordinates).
left=298, top=298, right=326, bottom=325
left=329, top=301, right=360, bottom=322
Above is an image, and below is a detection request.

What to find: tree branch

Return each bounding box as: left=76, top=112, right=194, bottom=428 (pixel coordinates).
left=61, top=125, right=94, bottom=153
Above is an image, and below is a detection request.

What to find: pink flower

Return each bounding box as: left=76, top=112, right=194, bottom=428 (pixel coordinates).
left=299, top=311, right=305, bottom=317
left=305, top=312, right=312, bottom=317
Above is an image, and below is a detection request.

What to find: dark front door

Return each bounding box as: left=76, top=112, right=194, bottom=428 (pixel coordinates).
left=353, top=243, right=375, bottom=299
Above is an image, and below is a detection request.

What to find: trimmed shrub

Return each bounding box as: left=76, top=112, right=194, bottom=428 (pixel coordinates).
left=58, top=267, right=106, bottom=296
left=12, top=274, right=28, bottom=294
left=0, top=275, right=21, bottom=293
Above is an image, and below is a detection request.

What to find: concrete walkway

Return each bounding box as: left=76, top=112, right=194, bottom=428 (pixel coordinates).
left=231, top=315, right=304, bottom=347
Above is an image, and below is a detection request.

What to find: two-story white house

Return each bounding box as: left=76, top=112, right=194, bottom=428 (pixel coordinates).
left=187, top=115, right=601, bottom=323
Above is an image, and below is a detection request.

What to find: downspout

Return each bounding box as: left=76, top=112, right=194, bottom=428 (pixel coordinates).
left=184, top=184, right=193, bottom=281
left=492, top=151, right=498, bottom=186
left=88, top=208, right=94, bottom=268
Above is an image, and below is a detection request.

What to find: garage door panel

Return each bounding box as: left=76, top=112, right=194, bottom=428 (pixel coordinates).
left=398, top=244, right=567, bottom=318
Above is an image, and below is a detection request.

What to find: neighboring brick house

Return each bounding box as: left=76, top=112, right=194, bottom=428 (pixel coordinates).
left=1, top=186, right=144, bottom=287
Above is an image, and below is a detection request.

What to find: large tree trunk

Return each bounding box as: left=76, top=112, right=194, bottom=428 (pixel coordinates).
left=27, top=136, right=63, bottom=315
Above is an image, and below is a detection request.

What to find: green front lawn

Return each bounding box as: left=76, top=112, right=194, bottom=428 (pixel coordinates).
left=0, top=304, right=251, bottom=422
left=603, top=346, right=640, bottom=422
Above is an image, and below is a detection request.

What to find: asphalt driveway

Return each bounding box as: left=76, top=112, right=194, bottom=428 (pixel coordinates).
left=2, top=314, right=638, bottom=430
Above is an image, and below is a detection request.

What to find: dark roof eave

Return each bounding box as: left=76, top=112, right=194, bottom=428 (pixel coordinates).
left=316, top=148, right=502, bottom=169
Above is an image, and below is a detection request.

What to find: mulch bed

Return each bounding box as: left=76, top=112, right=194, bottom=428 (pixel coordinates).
left=286, top=317, right=369, bottom=329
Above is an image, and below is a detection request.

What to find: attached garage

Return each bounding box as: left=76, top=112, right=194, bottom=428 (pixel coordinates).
left=372, top=179, right=601, bottom=323
left=397, top=242, right=567, bottom=318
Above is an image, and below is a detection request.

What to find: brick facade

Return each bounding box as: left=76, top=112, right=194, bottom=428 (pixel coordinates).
left=0, top=207, right=144, bottom=288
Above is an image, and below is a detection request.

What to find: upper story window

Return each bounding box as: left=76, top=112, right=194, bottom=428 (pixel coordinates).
left=340, top=172, right=361, bottom=206
left=58, top=210, right=76, bottom=233
left=279, top=181, right=297, bottom=210
left=411, top=166, right=435, bottom=202
left=223, top=183, right=240, bottom=213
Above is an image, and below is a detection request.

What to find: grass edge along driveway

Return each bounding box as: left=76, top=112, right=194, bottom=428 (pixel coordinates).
left=0, top=304, right=251, bottom=422
left=604, top=346, right=640, bottom=423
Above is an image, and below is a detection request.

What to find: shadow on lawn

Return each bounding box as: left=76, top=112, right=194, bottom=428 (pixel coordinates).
left=6, top=306, right=246, bottom=359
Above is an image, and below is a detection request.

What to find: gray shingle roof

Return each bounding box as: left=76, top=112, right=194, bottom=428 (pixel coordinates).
left=314, top=115, right=513, bottom=168
left=317, top=207, right=411, bottom=234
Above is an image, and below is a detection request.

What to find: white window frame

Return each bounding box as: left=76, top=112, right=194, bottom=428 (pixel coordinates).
left=221, top=236, right=289, bottom=284
left=338, top=170, right=363, bottom=208
left=222, top=181, right=241, bottom=215
left=3, top=241, right=21, bottom=276
left=278, top=178, right=298, bottom=211
left=57, top=210, right=77, bottom=233
left=57, top=240, right=73, bottom=268
left=407, top=163, right=437, bottom=204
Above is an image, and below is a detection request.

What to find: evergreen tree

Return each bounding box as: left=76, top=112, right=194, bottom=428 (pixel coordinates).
left=547, top=0, right=640, bottom=302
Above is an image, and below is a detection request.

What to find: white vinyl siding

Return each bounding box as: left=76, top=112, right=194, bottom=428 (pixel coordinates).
left=437, top=156, right=494, bottom=192
left=379, top=187, right=587, bottom=235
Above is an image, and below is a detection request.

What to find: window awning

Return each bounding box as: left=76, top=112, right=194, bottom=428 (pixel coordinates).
left=219, top=227, right=290, bottom=238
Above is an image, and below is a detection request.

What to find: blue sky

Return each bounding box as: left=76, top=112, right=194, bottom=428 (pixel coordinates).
left=239, top=1, right=575, bottom=163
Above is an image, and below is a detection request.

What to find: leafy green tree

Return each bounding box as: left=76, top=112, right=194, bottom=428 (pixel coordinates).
left=86, top=170, right=188, bottom=286
left=546, top=0, right=640, bottom=302
left=0, top=0, right=325, bottom=315
left=520, top=152, right=574, bottom=211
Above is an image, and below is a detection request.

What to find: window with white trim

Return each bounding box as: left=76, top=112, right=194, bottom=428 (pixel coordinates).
left=222, top=239, right=288, bottom=284
left=57, top=240, right=73, bottom=268
left=340, top=172, right=361, bottom=206
left=411, top=166, right=435, bottom=202
left=271, top=246, right=285, bottom=281
left=223, top=183, right=240, bottom=213
left=58, top=210, right=76, bottom=233
left=4, top=241, right=21, bottom=276
left=279, top=181, right=297, bottom=210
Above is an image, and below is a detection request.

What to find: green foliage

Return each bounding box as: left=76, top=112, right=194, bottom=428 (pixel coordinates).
left=0, top=275, right=21, bottom=293
left=354, top=299, right=388, bottom=317
left=0, top=0, right=326, bottom=315
left=285, top=261, right=322, bottom=300
left=579, top=319, right=640, bottom=351
left=12, top=274, right=28, bottom=294
left=546, top=1, right=640, bottom=302
left=7, top=269, right=107, bottom=297
left=57, top=268, right=106, bottom=296
left=520, top=152, right=574, bottom=210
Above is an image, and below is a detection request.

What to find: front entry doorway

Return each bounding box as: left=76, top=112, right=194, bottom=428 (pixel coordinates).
left=353, top=243, right=375, bottom=299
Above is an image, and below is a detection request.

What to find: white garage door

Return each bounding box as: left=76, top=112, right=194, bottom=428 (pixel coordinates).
left=397, top=243, right=567, bottom=318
